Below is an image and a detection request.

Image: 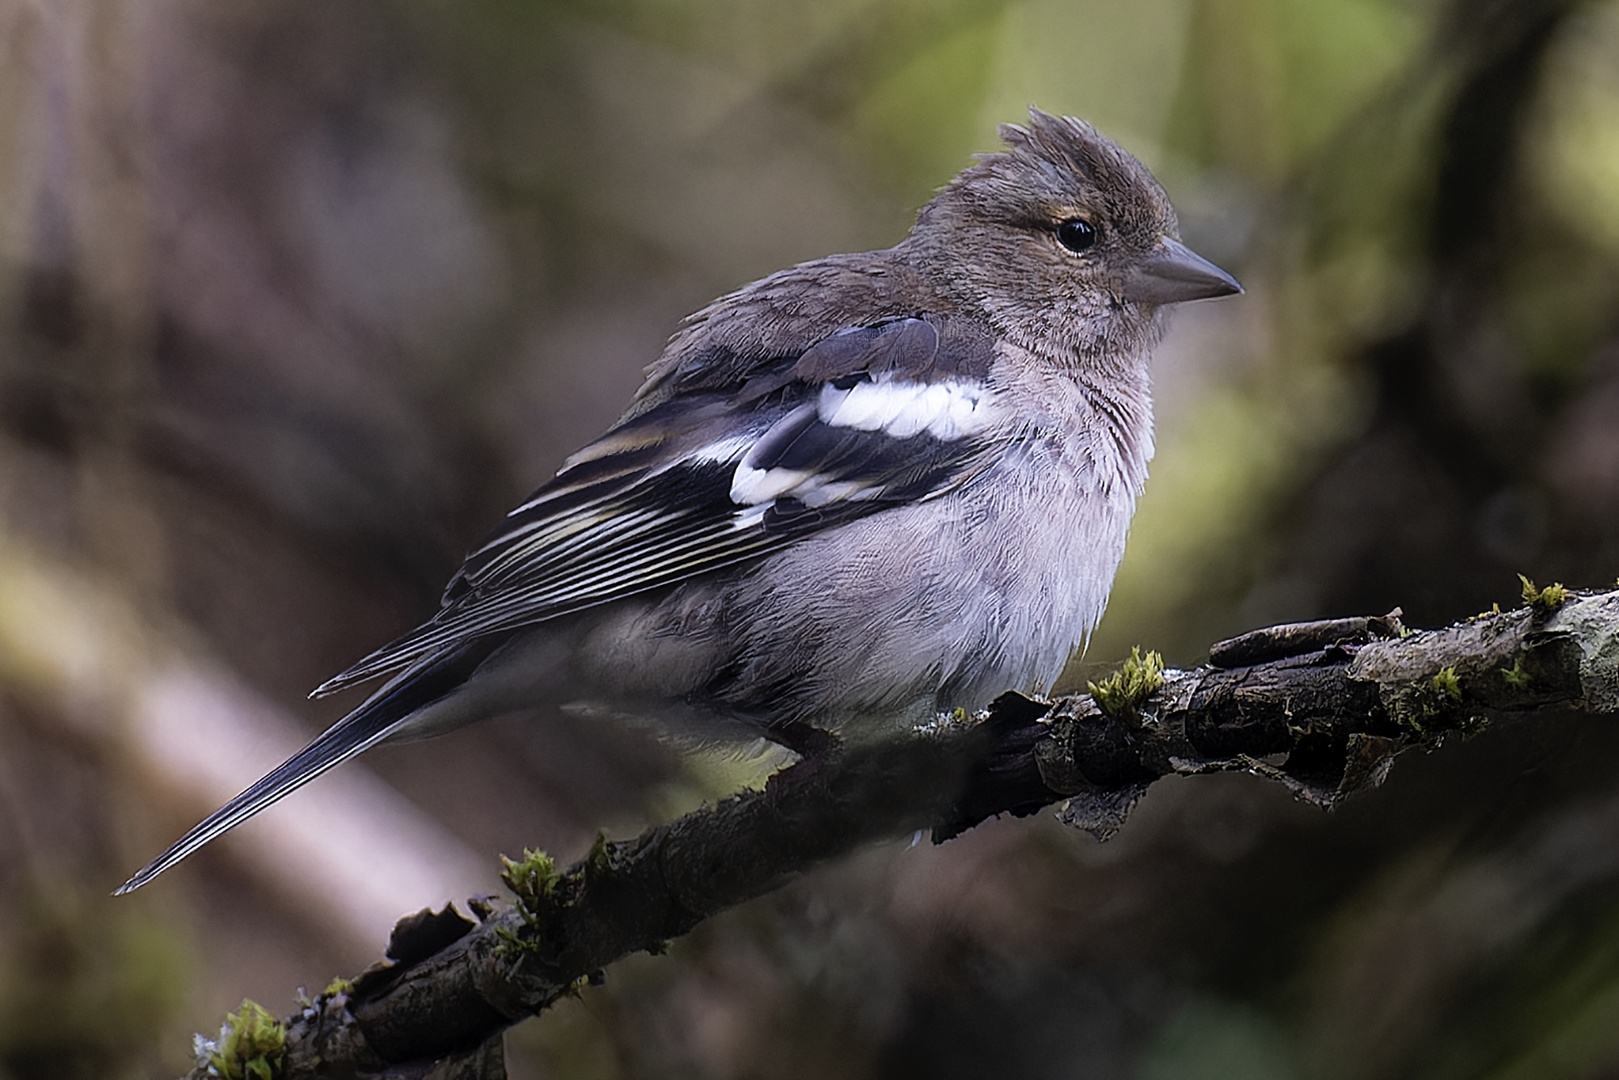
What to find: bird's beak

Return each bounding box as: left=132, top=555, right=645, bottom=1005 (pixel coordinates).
left=1121, top=237, right=1243, bottom=305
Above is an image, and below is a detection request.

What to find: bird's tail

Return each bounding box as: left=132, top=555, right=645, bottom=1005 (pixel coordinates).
left=114, top=639, right=500, bottom=895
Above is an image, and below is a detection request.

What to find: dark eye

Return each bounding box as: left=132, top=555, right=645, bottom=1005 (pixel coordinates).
left=1056, top=217, right=1097, bottom=253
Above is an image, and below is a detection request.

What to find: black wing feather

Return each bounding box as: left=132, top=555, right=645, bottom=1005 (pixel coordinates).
left=115, top=637, right=503, bottom=894
left=312, top=316, right=999, bottom=698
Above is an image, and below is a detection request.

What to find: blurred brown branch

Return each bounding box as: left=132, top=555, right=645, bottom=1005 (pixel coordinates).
left=192, top=589, right=1619, bottom=1080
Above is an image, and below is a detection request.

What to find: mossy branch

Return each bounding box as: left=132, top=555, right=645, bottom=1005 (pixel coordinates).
left=181, top=589, right=1619, bottom=1080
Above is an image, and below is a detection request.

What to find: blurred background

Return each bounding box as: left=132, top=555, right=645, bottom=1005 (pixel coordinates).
left=3, top=0, right=1619, bottom=1075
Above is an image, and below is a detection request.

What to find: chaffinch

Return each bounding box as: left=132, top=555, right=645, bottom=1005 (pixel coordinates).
left=119, top=109, right=1239, bottom=894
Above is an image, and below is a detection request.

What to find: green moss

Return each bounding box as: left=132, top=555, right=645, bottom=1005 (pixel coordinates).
left=497, top=848, right=562, bottom=956
left=321, top=977, right=353, bottom=998
left=1402, top=667, right=1464, bottom=735
left=204, top=1000, right=285, bottom=1080
left=494, top=924, right=535, bottom=954
left=500, top=848, right=558, bottom=914
left=1088, top=646, right=1166, bottom=719
left=1432, top=666, right=1462, bottom=701
left=1501, top=656, right=1533, bottom=689
left=1519, top=574, right=1570, bottom=612
left=582, top=832, right=633, bottom=888
left=583, top=833, right=612, bottom=876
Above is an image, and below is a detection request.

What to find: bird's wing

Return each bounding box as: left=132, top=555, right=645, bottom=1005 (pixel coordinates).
left=313, top=316, right=1004, bottom=697
left=116, top=317, right=1002, bottom=894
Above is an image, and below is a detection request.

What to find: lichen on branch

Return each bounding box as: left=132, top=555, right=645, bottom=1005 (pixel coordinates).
left=184, top=589, right=1619, bottom=1080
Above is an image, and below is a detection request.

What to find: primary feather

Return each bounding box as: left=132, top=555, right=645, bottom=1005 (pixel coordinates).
left=312, top=316, right=1000, bottom=697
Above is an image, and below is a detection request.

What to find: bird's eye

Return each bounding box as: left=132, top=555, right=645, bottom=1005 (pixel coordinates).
left=1056, top=218, right=1097, bottom=253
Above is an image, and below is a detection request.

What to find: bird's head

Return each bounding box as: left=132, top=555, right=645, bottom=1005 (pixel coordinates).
left=907, top=110, right=1240, bottom=368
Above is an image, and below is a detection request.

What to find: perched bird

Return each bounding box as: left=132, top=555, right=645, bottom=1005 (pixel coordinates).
left=117, top=109, right=1239, bottom=894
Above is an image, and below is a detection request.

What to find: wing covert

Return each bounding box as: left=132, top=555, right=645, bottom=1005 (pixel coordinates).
left=312, top=316, right=1003, bottom=697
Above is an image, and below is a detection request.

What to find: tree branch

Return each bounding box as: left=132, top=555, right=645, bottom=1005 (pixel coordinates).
left=190, top=589, right=1619, bottom=1080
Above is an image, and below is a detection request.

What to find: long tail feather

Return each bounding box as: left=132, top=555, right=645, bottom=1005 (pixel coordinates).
left=115, top=639, right=498, bottom=894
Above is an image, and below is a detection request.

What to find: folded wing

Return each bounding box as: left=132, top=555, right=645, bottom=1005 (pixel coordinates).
left=313, top=316, right=1004, bottom=697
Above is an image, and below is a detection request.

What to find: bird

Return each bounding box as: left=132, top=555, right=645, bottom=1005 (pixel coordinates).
left=116, top=109, right=1240, bottom=895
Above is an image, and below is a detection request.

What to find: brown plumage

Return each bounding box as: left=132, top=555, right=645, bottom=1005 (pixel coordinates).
left=118, top=110, right=1240, bottom=895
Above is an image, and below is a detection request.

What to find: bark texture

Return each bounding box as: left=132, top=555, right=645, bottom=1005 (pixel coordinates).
left=188, top=589, right=1619, bottom=1079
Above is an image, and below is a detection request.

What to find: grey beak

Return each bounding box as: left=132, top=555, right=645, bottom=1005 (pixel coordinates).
left=1121, top=237, right=1243, bottom=305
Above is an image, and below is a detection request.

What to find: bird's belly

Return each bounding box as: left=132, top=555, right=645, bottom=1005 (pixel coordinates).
left=574, top=443, right=1139, bottom=737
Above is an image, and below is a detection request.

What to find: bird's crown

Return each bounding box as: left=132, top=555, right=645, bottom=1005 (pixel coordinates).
left=921, top=109, right=1176, bottom=239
